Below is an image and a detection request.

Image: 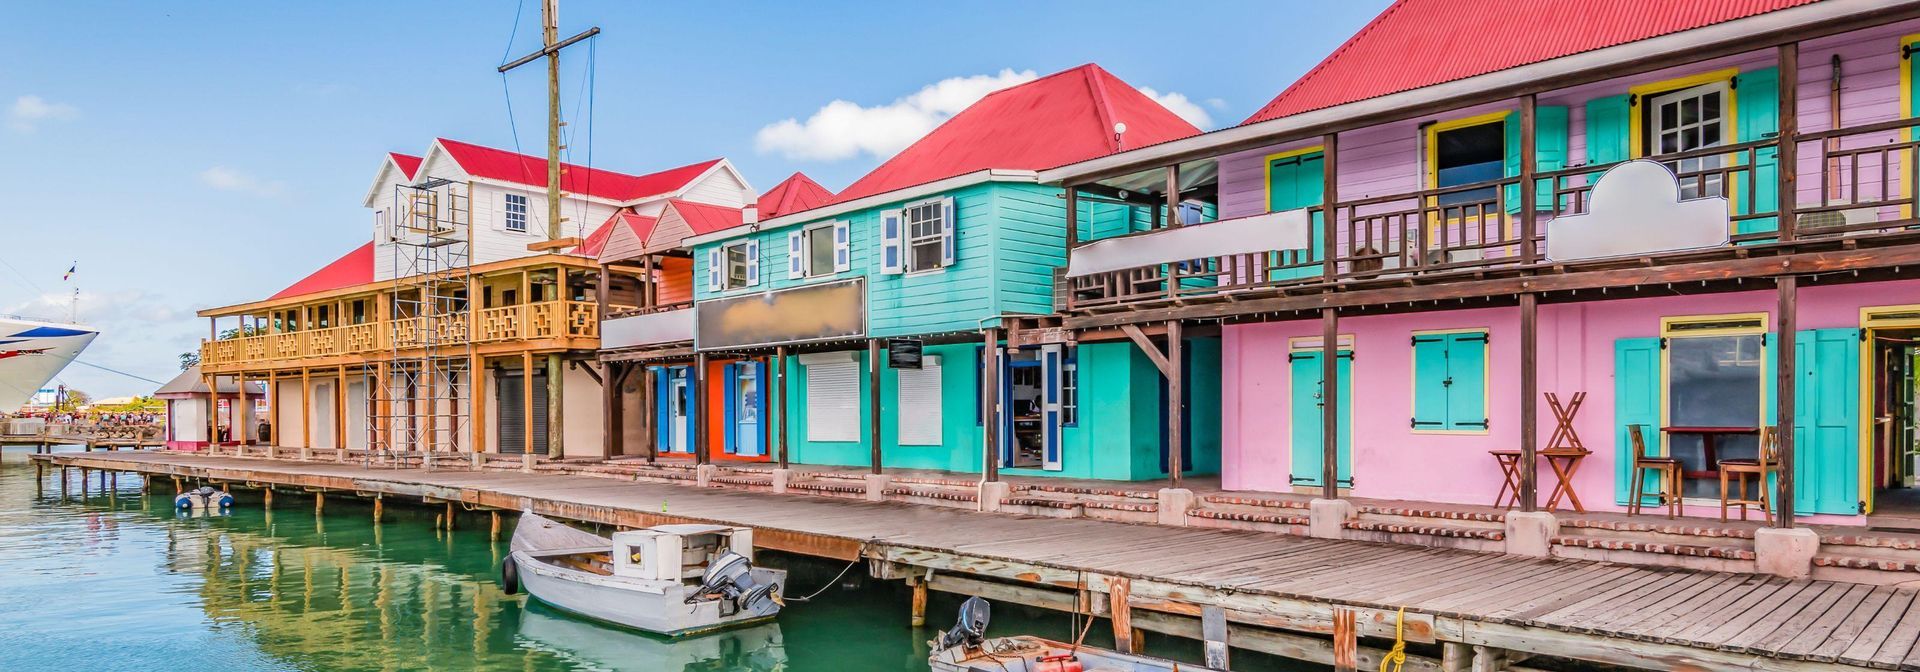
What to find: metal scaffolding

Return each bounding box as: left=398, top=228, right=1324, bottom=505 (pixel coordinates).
left=366, top=178, right=473, bottom=469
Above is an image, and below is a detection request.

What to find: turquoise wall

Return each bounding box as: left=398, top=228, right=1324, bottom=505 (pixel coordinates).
left=782, top=339, right=1221, bottom=481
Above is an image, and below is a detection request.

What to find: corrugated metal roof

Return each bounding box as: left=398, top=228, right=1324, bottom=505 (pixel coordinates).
left=435, top=138, right=722, bottom=203
left=268, top=242, right=374, bottom=300
left=756, top=172, right=834, bottom=219
left=1242, top=0, right=1820, bottom=125
left=575, top=211, right=659, bottom=258
left=388, top=152, right=422, bottom=180
left=826, top=64, right=1201, bottom=206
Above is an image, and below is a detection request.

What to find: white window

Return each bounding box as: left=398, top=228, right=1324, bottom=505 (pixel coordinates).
left=504, top=193, right=529, bottom=232
left=803, top=355, right=860, bottom=442
left=805, top=225, right=837, bottom=277
left=1061, top=352, right=1078, bottom=426
left=790, top=223, right=840, bottom=279
left=1648, top=82, right=1729, bottom=200
left=724, top=242, right=751, bottom=289
left=897, top=355, right=943, bottom=446
left=904, top=200, right=946, bottom=272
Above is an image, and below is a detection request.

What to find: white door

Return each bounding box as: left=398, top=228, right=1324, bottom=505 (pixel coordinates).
left=1648, top=81, right=1729, bottom=199
left=669, top=372, right=689, bottom=453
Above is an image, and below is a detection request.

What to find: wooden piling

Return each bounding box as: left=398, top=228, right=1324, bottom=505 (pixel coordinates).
left=315, top=491, right=324, bottom=514
left=910, top=576, right=928, bottom=627
left=373, top=495, right=382, bottom=523
left=264, top=487, right=273, bottom=508
left=445, top=501, right=455, bottom=530
left=490, top=510, right=501, bottom=541
left=1110, top=576, right=1137, bottom=653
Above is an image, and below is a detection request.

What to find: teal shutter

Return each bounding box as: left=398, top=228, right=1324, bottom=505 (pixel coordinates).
left=1735, top=67, right=1781, bottom=237
left=1535, top=105, right=1570, bottom=209
left=1796, top=329, right=1861, bottom=514
left=1585, top=94, right=1633, bottom=166
left=1614, top=338, right=1662, bottom=505
left=1411, top=336, right=1450, bottom=429
left=1448, top=333, right=1488, bottom=429
left=1290, top=352, right=1325, bottom=485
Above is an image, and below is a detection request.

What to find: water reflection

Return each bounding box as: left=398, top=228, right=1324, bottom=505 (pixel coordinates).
left=518, top=604, right=787, bottom=671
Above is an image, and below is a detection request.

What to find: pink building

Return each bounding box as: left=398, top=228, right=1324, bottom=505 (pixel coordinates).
left=1046, top=0, right=1920, bottom=530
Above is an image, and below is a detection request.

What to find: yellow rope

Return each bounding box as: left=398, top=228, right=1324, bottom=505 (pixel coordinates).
left=1379, top=607, right=1406, bottom=672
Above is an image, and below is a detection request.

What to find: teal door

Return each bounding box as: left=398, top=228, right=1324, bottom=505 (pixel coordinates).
left=1290, top=349, right=1352, bottom=488
left=1766, top=328, right=1862, bottom=515
left=1268, top=152, right=1325, bottom=280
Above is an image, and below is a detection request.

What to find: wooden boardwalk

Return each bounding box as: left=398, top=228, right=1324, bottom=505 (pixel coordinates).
left=37, top=450, right=1920, bottom=671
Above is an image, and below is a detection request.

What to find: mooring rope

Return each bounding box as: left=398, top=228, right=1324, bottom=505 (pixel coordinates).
left=1379, top=606, right=1407, bottom=672
left=780, top=538, right=873, bottom=604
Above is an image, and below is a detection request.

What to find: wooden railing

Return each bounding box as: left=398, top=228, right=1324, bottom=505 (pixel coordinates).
left=1061, top=120, right=1920, bottom=311
left=197, top=300, right=598, bottom=369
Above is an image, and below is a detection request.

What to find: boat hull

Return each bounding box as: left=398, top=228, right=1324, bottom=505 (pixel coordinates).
left=513, top=550, right=785, bottom=637
left=930, top=637, right=1223, bottom=672
left=0, top=317, right=97, bottom=414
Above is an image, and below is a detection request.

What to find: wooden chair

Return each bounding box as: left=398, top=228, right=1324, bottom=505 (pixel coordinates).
left=1719, top=426, right=1780, bottom=524
left=1625, top=424, right=1682, bottom=519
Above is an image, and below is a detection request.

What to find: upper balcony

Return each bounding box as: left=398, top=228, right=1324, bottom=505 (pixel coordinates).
left=197, top=299, right=600, bottom=372
left=1050, top=20, right=1920, bottom=324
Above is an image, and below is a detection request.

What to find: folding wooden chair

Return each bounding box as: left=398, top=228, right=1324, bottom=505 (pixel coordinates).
left=1625, top=424, right=1681, bottom=519
left=1718, top=426, right=1779, bottom=524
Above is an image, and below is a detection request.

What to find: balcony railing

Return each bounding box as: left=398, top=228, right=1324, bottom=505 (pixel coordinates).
left=1061, top=119, right=1920, bottom=311
left=197, top=300, right=599, bottom=370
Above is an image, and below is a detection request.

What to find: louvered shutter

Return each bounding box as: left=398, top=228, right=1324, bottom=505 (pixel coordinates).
left=744, top=240, right=760, bottom=286
left=706, top=248, right=723, bottom=292
left=880, top=210, right=904, bottom=274
left=788, top=230, right=804, bottom=279
left=1585, top=94, right=1632, bottom=165
left=805, top=359, right=860, bottom=442
left=939, top=197, right=957, bottom=267
left=833, top=222, right=851, bottom=272
left=897, top=355, right=943, bottom=446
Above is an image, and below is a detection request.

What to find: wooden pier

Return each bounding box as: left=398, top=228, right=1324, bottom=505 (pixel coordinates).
left=33, top=450, right=1920, bottom=672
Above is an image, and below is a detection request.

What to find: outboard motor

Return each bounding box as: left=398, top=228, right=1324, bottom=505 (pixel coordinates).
left=692, top=550, right=780, bottom=616
left=936, top=596, right=992, bottom=652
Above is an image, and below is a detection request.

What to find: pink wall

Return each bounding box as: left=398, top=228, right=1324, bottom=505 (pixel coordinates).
left=1222, top=279, right=1920, bottom=523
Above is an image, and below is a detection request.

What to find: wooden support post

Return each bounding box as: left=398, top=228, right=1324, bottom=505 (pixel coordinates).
left=868, top=338, right=883, bottom=475
left=1776, top=276, right=1798, bottom=528
left=1110, top=577, right=1137, bottom=653
left=264, top=487, right=273, bottom=509
left=80, top=468, right=88, bottom=498
left=1165, top=164, right=1181, bottom=227
left=1520, top=94, right=1539, bottom=264
left=491, top=510, right=501, bottom=541
left=1322, top=132, right=1339, bottom=278
left=1778, top=42, right=1799, bottom=242
left=372, top=495, right=382, bottom=523
left=1520, top=291, right=1539, bottom=511
left=1202, top=605, right=1230, bottom=670
left=472, top=357, right=487, bottom=456
left=236, top=370, right=248, bottom=449
left=300, top=367, right=311, bottom=458
left=445, top=501, right=455, bottom=530
left=775, top=345, right=790, bottom=470
left=1063, top=185, right=1078, bottom=259
left=642, top=366, right=657, bottom=463
left=694, top=352, right=710, bottom=465
left=909, top=576, right=928, bottom=627
left=602, top=360, right=620, bottom=461
left=1166, top=320, right=1185, bottom=487
left=315, top=491, right=325, bottom=515
left=522, top=351, right=536, bottom=458
left=1321, top=308, right=1340, bottom=499
left=547, top=351, right=565, bottom=458
left=981, top=328, right=1000, bottom=482
left=335, top=364, right=347, bottom=459
left=265, top=373, right=276, bottom=457
left=206, top=374, right=219, bottom=453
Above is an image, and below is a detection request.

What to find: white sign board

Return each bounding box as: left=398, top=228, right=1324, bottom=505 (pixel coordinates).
left=1065, top=208, right=1314, bottom=278
left=1544, top=159, right=1731, bottom=262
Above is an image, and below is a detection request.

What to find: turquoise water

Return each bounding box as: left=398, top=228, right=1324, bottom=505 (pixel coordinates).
left=0, top=447, right=1307, bottom=671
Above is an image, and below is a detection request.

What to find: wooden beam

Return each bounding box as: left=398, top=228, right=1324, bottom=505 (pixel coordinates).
left=695, top=352, right=710, bottom=465
left=1519, top=94, right=1539, bottom=264
left=522, top=351, right=535, bottom=457
left=472, top=357, right=487, bottom=454
left=1322, top=133, right=1339, bottom=278
left=300, top=367, right=311, bottom=455
left=1321, top=308, right=1339, bottom=499
left=642, top=365, right=657, bottom=463
left=981, top=328, right=1000, bottom=482
left=1778, top=42, right=1799, bottom=242
left=1121, top=323, right=1172, bottom=377
left=525, top=237, right=583, bottom=252
left=602, top=360, right=620, bottom=461
left=775, top=345, right=789, bottom=470
left=1111, top=576, right=1138, bottom=653
left=1519, top=292, right=1539, bottom=511
left=335, top=364, right=347, bottom=457
left=868, top=338, right=883, bottom=475
left=1776, top=276, right=1797, bottom=528
left=1167, top=320, right=1185, bottom=489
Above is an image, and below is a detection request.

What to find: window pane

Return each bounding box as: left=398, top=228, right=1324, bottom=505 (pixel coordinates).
left=1667, top=334, right=1763, bottom=497
left=807, top=228, right=835, bottom=276
left=911, top=241, right=943, bottom=271
left=1435, top=121, right=1504, bottom=206
left=1680, top=98, right=1698, bottom=125
left=1702, top=92, right=1720, bottom=121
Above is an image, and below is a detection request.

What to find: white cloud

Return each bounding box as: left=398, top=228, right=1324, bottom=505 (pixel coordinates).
left=198, top=166, right=286, bottom=197
left=756, top=69, right=1039, bottom=162
left=1205, top=97, right=1229, bottom=111
left=1137, top=87, right=1213, bottom=129
left=8, top=95, right=77, bottom=133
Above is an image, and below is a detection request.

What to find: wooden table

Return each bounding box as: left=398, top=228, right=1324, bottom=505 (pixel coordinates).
left=1490, top=448, right=1591, bottom=511
left=1662, top=425, right=1760, bottom=482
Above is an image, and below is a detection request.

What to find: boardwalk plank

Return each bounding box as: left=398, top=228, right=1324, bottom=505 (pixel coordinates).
left=1806, top=586, right=1897, bottom=662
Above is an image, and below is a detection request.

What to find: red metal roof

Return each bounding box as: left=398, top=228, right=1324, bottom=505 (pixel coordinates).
left=434, top=138, right=723, bottom=203
left=667, top=199, right=745, bottom=235
left=756, top=172, right=834, bottom=219
left=388, top=152, right=422, bottom=179
left=269, top=242, right=374, bottom=300
left=1241, top=0, right=1819, bottom=125
left=574, top=211, right=658, bottom=258
left=828, top=64, right=1201, bottom=205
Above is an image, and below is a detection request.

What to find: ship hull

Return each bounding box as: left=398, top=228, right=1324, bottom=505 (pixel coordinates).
left=0, top=317, right=98, bottom=413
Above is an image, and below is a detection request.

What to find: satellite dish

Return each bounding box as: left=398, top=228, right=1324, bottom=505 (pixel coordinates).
left=1113, top=122, right=1128, bottom=136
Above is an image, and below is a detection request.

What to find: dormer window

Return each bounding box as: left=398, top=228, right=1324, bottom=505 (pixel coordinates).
left=504, top=193, right=529, bottom=232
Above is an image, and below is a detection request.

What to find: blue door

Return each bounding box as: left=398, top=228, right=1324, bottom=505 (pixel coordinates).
left=1290, top=349, right=1352, bottom=487
left=724, top=361, right=767, bottom=457
left=656, top=366, right=695, bottom=455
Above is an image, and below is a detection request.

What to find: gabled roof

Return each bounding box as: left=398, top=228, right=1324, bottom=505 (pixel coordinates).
left=828, top=64, right=1201, bottom=205
left=576, top=211, right=659, bottom=260
left=668, top=199, right=745, bottom=235
left=756, top=172, right=834, bottom=219
left=388, top=152, right=422, bottom=179
left=269, top=242, right=374, bottom=300
left=156, top=366, right=264, bottom=398
left=433, top=138, right=724, bottom=203
left=1241, top=0, right=1817, bottom=124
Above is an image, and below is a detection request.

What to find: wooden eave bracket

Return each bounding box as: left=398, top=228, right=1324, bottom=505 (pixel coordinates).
left=1121, top=324, right=1173, bottom=378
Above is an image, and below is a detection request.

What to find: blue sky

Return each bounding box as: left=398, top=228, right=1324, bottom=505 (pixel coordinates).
left=0, top=1, right=1390, bottom=397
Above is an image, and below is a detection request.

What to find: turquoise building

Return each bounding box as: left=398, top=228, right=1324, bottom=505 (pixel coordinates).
left=685, top=64, right=1218, bottom=480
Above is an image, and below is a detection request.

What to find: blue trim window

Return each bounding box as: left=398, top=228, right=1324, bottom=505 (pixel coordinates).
left=1061, top=346, right=1079, bottom=426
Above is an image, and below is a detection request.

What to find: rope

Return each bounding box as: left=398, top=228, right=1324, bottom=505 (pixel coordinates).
left=1379, top=607, right=1407, bottom=672
left=781, top=539, right=873, bottom=603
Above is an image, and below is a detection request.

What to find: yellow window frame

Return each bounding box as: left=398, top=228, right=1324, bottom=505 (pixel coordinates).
left=1656, top=312, right=1769, bottom=464
left=1422, top=110, right=1516, bottom=255
left=1855, top=304, right=1920, bottom=514
left=1264, top=144, right=1327, bottom=213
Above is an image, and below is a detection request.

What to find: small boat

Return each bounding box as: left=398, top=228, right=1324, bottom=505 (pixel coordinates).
left=174, top=486, right=233, bottom=511
left=929, top=598, right=1223, bottom=672
left=501, top=512, right=787, bottom=637
left=517, top=604, right=788, bottom=671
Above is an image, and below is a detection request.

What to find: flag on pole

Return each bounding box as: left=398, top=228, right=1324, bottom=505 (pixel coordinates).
left=62, top=263, right=75, bottom=281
